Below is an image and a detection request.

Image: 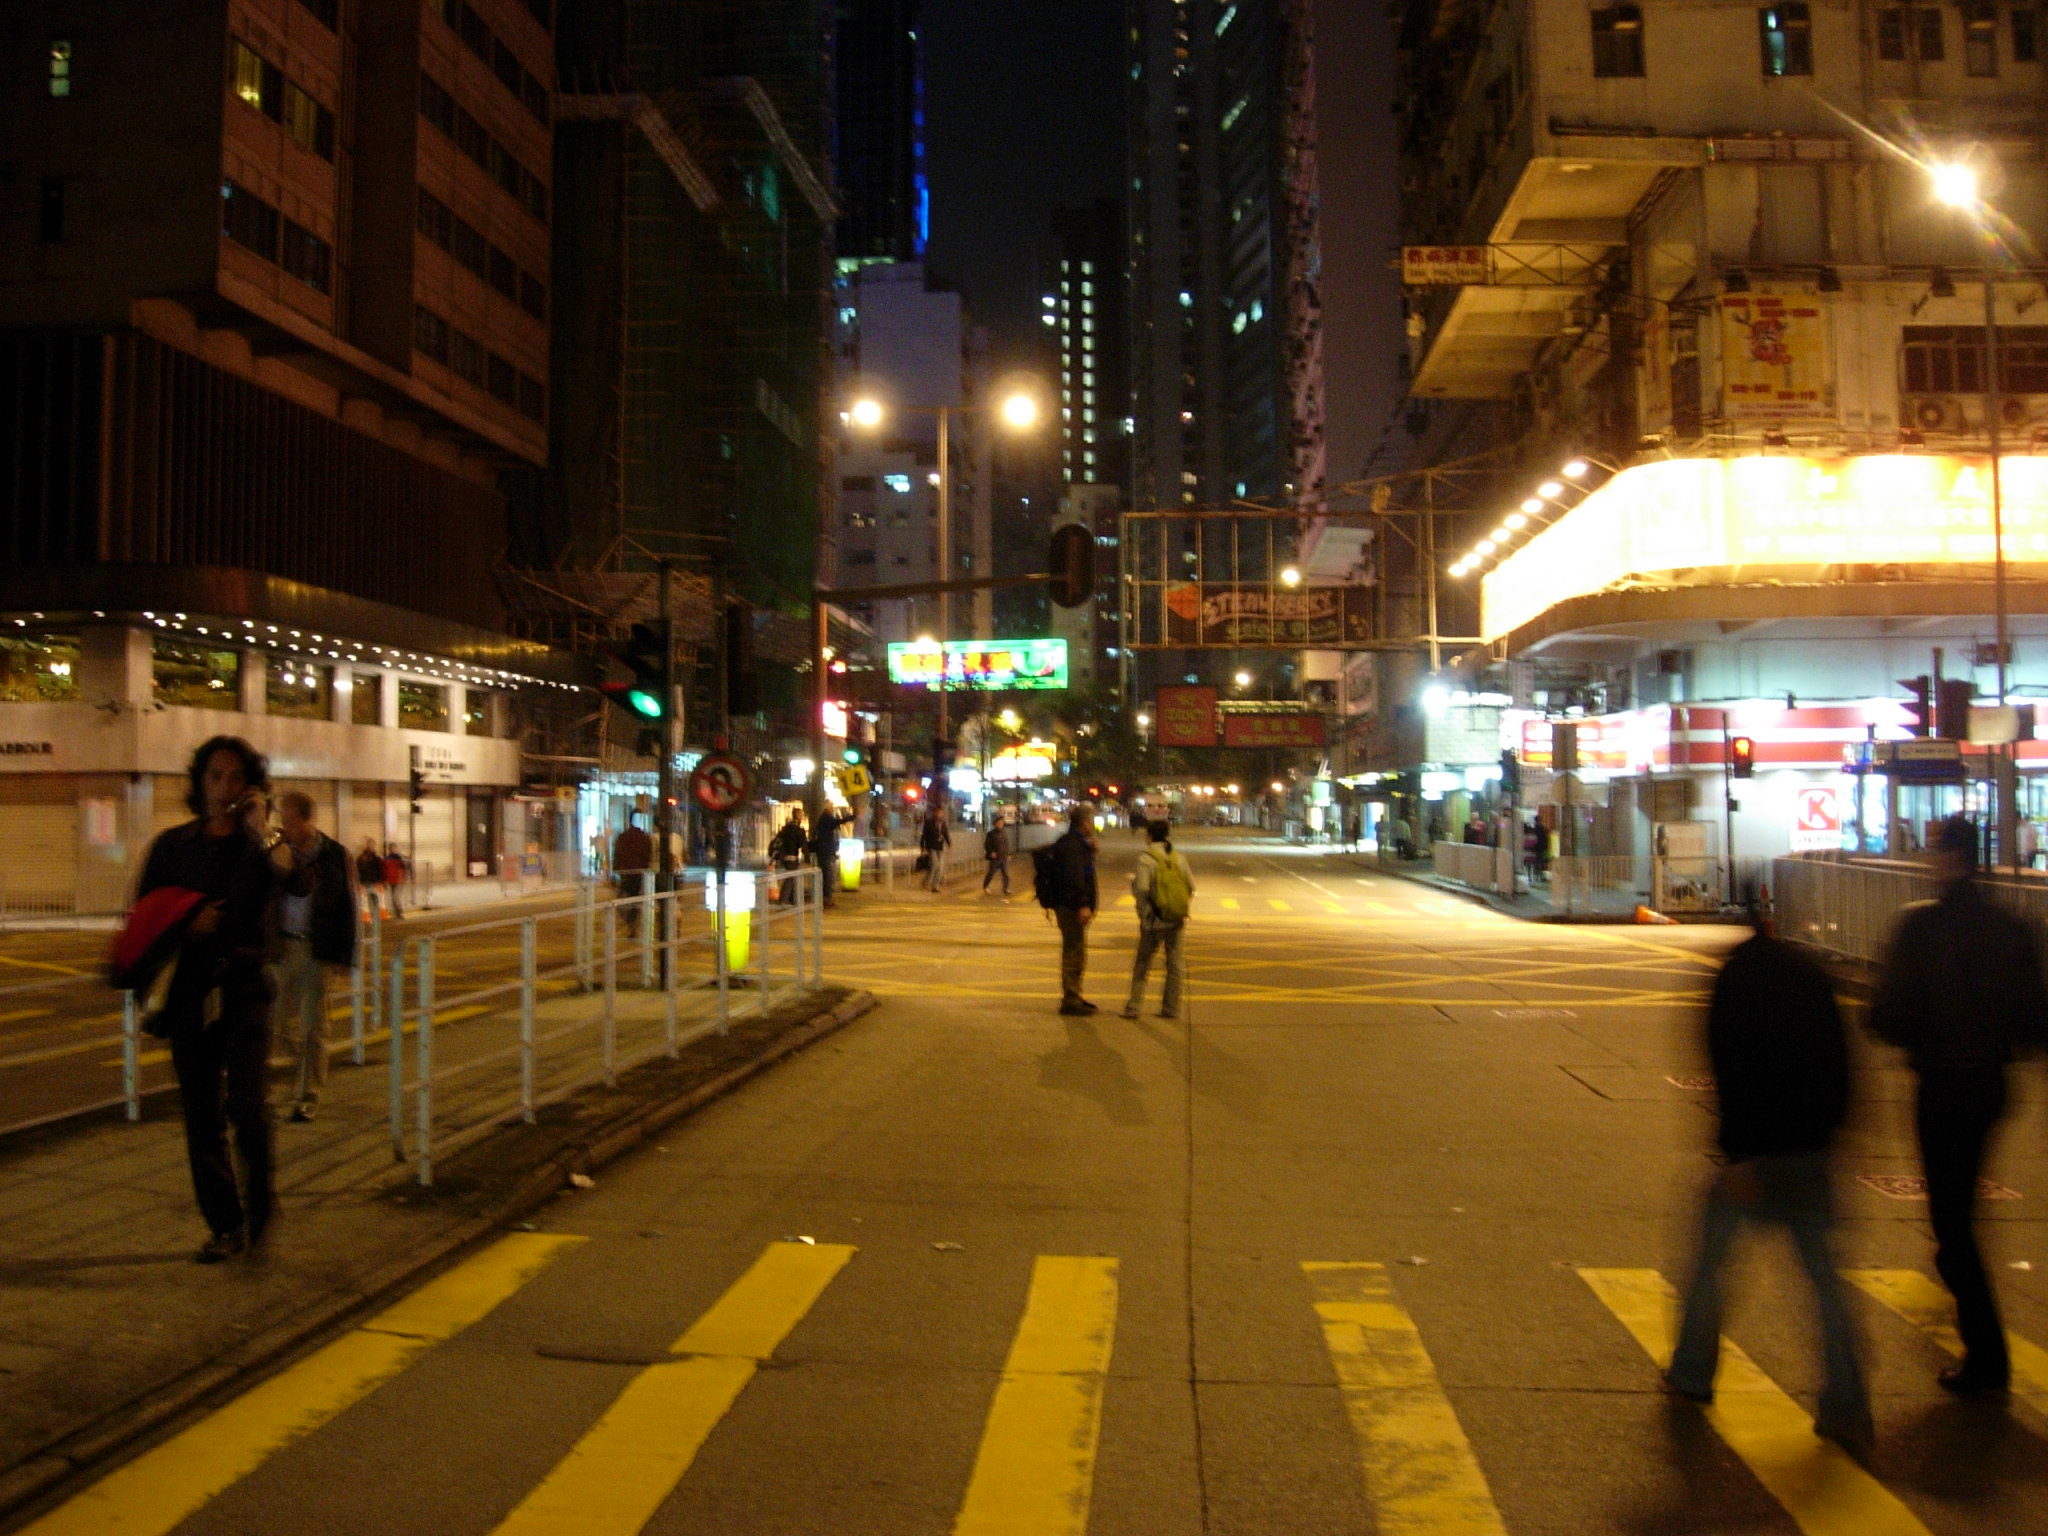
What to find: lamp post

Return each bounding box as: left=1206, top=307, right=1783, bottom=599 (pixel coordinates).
left=1933, top=158, right=2016, bottom=864
left=845, top=390, right=1041, bottom=778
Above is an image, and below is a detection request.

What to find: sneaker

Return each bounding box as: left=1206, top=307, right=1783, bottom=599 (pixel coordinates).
left=1119, top=1005, right=1140, bottom=1019
left=194, top=1230, right=246, bottom=1264
left=1937, top=1364, right=2010, bottom=1396
left=1058, top=999, right=1098, bottom=1016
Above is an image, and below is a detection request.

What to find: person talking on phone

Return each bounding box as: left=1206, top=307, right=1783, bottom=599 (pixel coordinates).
left=133, top=736, right=282, bottom=1263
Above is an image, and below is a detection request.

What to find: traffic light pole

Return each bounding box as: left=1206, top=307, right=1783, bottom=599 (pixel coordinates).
left=657, top=559, right=676, bottom=898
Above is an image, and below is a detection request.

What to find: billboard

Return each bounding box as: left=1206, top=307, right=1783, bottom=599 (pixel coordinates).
left=1402, top=245, right=1490, bottom=286
left=886, top=638, right=1068, bottom=691
left=1719, top=289, right=1831, bottom=422
left=1221, top=711, right=1326, bottom=749
left=1155, top=685, right=1219, bottom=747
left=1162, top=584, right=1374, bottom=648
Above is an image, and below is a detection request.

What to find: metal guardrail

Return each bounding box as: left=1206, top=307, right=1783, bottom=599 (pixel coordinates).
left=1772, top=853, right=2048, bottom=964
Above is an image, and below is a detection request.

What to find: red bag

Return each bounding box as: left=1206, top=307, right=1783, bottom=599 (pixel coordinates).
left=382, top=856, right=406, bottom=885
left=107, top=887, right=208, bottom=991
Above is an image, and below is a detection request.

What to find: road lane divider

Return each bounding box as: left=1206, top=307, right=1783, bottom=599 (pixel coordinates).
left=1843, top=1268, right=2048, bottom=1419
left=1577, top=1268, right=1931, bottom=1536
left=953, top=1255, right=1119, bottom=1536
left=19, top=1232, right=585, bottom=1536
left=1302, top=1261, right=1508, bottom=1536
left=490, top=1239, right=855, bottom=1536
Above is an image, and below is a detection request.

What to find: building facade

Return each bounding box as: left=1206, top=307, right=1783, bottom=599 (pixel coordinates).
left=836, top=0, right=925, bottom=266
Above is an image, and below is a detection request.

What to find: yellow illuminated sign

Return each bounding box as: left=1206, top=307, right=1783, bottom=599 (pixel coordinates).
left=1481, top=454, right=2048, bottom=641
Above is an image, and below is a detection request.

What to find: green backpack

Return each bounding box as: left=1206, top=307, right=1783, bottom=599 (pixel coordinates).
left=1148, top=850, right=1192, bottom=922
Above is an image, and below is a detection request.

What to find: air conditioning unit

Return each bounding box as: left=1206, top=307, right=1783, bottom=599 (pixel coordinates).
left=1904, top=395, right=1965, bottom=432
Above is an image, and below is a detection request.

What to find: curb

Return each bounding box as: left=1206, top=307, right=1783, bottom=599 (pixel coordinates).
left=1354, top=855, right=1645, bottom=925
left=0, top=988, right=876, bottom=1527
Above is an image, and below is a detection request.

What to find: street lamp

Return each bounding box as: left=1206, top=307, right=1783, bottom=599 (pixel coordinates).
left=1279, top=566, right=1302, bottom=587
left=1233, top=670, right=1252, bottom=688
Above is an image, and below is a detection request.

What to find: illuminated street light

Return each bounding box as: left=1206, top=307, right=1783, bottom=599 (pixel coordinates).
left=1270, top=780, right=1284, bottom=793
left=1000, top=392, right=1039, bottom=429
left=1538, top=481, right=1564, bottom=499
left=1521, top=497, right=1543, bottom=514
left=1490, top=526, right=1510, bottom=543
left=1505, top=512, right=1528, bottom=530
left=1234, top=670, right=1252, bottom=686
left=1135, top=711, right=1151, bottom=728
left=848, top=397, right=884, bottom=429
left=998, top=708, right=1021, bottom=731
left=1562, top=459, right=1590, bottom=478
left=1476, top=538, right=1497, bottom=555
left=1279, top=566, right=1302, bottom=587
left=1931, top=161, right=1979, bottom=209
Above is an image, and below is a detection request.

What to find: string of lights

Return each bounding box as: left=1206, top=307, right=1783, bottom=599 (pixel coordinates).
left=1445, top=456, right=1615, bottom=580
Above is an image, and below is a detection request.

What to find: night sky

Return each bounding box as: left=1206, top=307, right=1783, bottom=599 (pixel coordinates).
left=920, top=0, right=1405, bottom=489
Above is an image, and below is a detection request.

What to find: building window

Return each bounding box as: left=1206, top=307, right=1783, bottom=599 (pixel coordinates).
left=48, top=38, right=71, bottom=97
left=413, top=305, right=451, bottom=363
left=153, top=639, right=241, bottom=710
left=488, top=245, right=518, bottom=299
left=281, top=219, right=331, bottom=292
left=417, top=189, right=454, bottom=248
left=452, top=217, right=488, bottom=278
left=1917, top=7, right=1946, bottom=58
left=1963, top=0, right=1999, bottom=71
left=516, top=373, right=546, bottom=421
left=1901, top=325, right=2048, bottom=394
left=1591, top=6, right=1647, bottom=75
left=265, top=657, right=331, bottom=719
left=2017, top=7, right=2041, bottom=60
left=297, top=0, right=339, bottom=28
left=230, top=39, right=282, bottom=118
left=282, top=82, right=335, bottom=159
left=351, top=671, right=382, bottom=725
left=398, top=680, right=450, bottom=731
left=0, top=634, right=79, bottom=701
left=221, top=180, right=280, bottom=261
left=1759, top=3, right=1812, bottom=74
left=450, top=330, right=485, bottom=385
left=465, top=693, right=494, bottom=737
left=486, top=352, right=518, bottom=405
left=38, top=179, right=64, bottom=244
left=1878, top=7, right=1907, bottom=57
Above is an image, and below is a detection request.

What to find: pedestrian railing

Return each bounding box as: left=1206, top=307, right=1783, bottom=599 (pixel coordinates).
left=1772, top=852, right=2048, bottom=964
left=387, top=866, right=824, bottom=1185
left=0, top=971, right=145, bottom=1136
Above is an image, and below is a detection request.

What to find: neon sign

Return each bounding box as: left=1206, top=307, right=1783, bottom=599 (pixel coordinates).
left=886, top=638, right=1069, bottom=691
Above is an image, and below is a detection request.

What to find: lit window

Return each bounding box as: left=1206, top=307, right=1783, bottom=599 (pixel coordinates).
left=1179, top=291, right=1193, bottom=307
left=1591, top=5, right=1646, bottom=75
left=1759, top=3, right=1812, bottom=74
left=48, top=38, right=71, bottom=97
left=884, top=473, right=912, bottom=493
left=1249, top=299, right=1263, bottom=323
left=1233, top=311, right=1248, bottom=334
left=1964, top=0, right=1998, bottom=72
left=1081, top=261, right=1094, bottom=275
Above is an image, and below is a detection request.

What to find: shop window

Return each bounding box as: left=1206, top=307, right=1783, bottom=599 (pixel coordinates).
left=351, top=671, right=382, bottom=725
left=153, top=639, right=241, bottom=710
left=465, top=693, right=495, bottom=737
left=1759, top=3, right=1812, bottom=74
left=398, top=679, right=449, bottom=731
left=1591, top=6, right=1646, bottom=76
left=0, top=633, right=79, bottom=702
left=1963, top=0, right=1999, bottom=72
left=265, top=657, right=330, bottom=719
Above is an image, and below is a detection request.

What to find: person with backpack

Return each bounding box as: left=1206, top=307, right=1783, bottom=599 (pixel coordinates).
left=1122, top=819, right=1195, bottom=1019
left=1035, top=803, right=1100, bottom=1014
left=981, top=811, right=1011, bottom=897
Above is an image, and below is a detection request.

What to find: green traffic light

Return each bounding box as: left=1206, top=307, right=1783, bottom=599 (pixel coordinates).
left=843, top=748, right=862, bottom=764
left=627, top=689, right=662, bottom=719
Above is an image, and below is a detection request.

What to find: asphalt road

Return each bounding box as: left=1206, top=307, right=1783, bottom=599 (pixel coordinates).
left=11, top=827, right=2048, bottom=1536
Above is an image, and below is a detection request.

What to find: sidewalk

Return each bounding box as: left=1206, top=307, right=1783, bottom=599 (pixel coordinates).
left=0, top=975, right=872, bottom=1520
left=1348, top=850, right=1651, bottom=922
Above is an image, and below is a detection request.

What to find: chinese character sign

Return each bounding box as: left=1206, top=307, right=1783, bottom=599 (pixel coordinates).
left=1155, top=686, right=1219, bottom=747
left=1720, top=290, right=1832, bottom=421
left=1402, top=246, right=1490, bottom=286
left=886, top=638, right=1070, bottom=691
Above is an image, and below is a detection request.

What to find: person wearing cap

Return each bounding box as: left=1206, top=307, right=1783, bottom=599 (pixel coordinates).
left=1872, top=815, right=2048, bottom=1395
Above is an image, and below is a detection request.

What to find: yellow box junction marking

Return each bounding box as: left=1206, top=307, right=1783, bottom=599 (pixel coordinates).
left=1302, top=1261, right=1507, bottom=1536
left=1219, top=898, right=1241, bottom=911
left=1116, top=894, right=1136, bottom=908
left=1843, top=1268, right=2048, bottom=1419
left=1267, top=899, right=1293, bottom=912
left=1577, top=1268, right=1931, bottom=1536
left=953, top=1256, right=1119, bottom=1536
left=21, top=1232, right=584, bottom=1536
left=491, top=1240, right=854, bottom=1536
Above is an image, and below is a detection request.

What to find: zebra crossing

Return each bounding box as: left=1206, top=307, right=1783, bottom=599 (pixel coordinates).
left=18, top=1232, right=2048, bottom=1536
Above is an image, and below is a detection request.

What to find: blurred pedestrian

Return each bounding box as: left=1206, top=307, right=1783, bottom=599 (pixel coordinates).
left=612, top=816, right=653, bottom=936
left=1871, top=814, right=2048, bottom=1394
left=810, top=804, right=846, bottom=907
left=1665, top=897, right=1870, bottom=1452
left=1122, top=820, right=1195, bottom=1020
left=356, top=838, right=386, bottom=917
left=1043, top=804, right=1099, bottom=1014
left=381, top=843, right=409, bottom=918
left=920, top=806, right=951, bottom=892
left=134, top=737, right=281, bottom=1263
left=981, top=811, right=1011, bottom=897
left=770, top=808, right=807, bottom=905
left=271, top=793, right=356, bottom=1123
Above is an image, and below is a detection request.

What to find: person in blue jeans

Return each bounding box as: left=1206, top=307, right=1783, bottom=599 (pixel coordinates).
left=1666, top=903, right=1871, bottom=1457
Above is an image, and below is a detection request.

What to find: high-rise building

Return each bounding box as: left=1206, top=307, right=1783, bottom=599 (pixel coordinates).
left=1125, top=0, right=1324, bottom=510
left=0, top=0, right=576, bottom=911
left=1048, top=200, right=1130, bottom=495
left=836, top=0, right=926, bottom=267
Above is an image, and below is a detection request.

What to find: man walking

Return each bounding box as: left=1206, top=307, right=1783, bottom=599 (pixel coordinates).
left=981, top=810, right=1011, bottom=897
left=1666, top=900, right=1871, bottom=1453
left=1122, top=820, right=1195, bottom=1020
left=1871, top=815, right=2048, bottom=1394
left=134, top=737, right=280, bottom=1263
left=271, top=793, right=357, bottom=1123
left=356, top=838, right=386, bottom=917
left=612, top=815, right=653, bottom=936
left=920, top=805, right=951, bottom=892
left=770, top=807, right=807, bottom=905
left=809, top=803, right=846, bottom=907
left=1048, top=803, right=1099, bottom=1015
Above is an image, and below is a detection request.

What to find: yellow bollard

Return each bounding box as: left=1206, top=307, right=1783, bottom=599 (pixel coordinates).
left=719, top=908, right=752, bottom=969
left=840, top=845, right=862, bottom=892
left=703, top=872, right=756, bottom=973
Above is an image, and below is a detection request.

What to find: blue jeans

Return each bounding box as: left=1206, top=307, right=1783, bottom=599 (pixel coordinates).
left=1668, top=1151, right=1868, bottom=1428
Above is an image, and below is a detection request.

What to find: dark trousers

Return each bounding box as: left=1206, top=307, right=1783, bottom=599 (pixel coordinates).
left=1917, top=1067, right=2010, bottom=1378
left=1056, top=908, right=1088, bottom=1002
left=983, top=856, right=1010, bottom=894
left=170, top=1009, right=275, bottom=1239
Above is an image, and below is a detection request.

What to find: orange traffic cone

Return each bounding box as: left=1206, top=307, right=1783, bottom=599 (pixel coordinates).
left=1634, top=904, right=1678, bottom=925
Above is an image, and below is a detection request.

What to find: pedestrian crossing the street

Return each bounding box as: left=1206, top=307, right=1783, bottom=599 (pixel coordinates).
left=22, top=1241, right=2048, bottom=1536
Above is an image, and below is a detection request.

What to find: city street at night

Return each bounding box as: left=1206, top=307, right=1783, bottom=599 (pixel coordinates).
left=9, top=831, right=2047, bottom=1535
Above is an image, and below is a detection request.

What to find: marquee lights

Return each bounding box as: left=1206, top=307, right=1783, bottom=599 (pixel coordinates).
left=1449, top=457, right=1610, bottom=579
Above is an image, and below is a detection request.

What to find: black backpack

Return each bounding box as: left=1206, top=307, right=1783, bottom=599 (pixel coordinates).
left=1031, top=845, right=1061, bottom=909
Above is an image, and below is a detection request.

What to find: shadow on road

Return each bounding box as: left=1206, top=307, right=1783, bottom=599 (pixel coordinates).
left=1038, top=1018, right=1150, bottom=1126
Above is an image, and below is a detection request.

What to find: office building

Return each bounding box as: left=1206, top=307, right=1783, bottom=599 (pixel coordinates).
left=836, top=0, right=926, bottom=267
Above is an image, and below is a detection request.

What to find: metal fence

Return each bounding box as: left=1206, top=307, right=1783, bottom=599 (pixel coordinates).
left=1772, top=853, right=2048, bottom=964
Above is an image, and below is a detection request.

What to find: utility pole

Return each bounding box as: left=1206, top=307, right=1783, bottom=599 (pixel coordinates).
left=935, top=405, right=952, bottom=795
left=656, top=560, right=676, bottom=894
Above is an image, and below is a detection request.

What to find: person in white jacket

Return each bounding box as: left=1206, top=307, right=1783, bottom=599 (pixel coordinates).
left=1122, top=819, right=1195, bottom=1019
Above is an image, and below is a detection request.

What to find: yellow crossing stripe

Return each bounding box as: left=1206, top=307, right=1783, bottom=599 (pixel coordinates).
left=1320, top=901, right=1344, bottom=914
left=1219, top=898, right=1241, bottom=911
left=1116, top=894, right=1135, bottom=908
left=1578, top=1269, right=1932, bottom=1536
left=1302, top=1261, right=1508, bottom=1536
left=1267, top=899, right=1292, bottom=912
left=953, top=1256, right=1119, bottom=1536
left=21, top=1232, right=584, bottom=1536
left=1843, top=1268, right=2048, bottom=1419
left=490, top=1240, right=854, bottom=1536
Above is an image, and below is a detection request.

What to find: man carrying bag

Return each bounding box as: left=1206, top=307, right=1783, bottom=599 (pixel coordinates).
left=1122, top=820, right=1195, bottom=1019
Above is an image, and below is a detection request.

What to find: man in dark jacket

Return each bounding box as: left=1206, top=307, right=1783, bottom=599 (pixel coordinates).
left=135, top=737, right=280, bottom=1263
left=770, top=809, right=807, bottom=905
left=810, top=805, right=846, bottom=907
left=271, top=792, right=356, bottom=1123
left=1666, top=907, right=1871, bottom=1452
left=1871, top=815, right=2048, bottom=1394
left=1050, top=804, right=1099, bottom=1015
left=982, top=812, right=1011, bottom=897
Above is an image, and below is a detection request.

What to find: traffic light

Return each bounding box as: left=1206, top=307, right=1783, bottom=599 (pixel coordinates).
left=409, top=765, right=426, bottom=814
left=1899, top=675, right=1931, bottom=736
left=1730, top=735, right=1756, bottom=779
left=1048, top=523, right=1095, bottom=608
left=600, top=622, right=668, bottom=725
left=1936, top=678, right=1973, bottom=739
left=842, top=745, right=865, bottom=767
